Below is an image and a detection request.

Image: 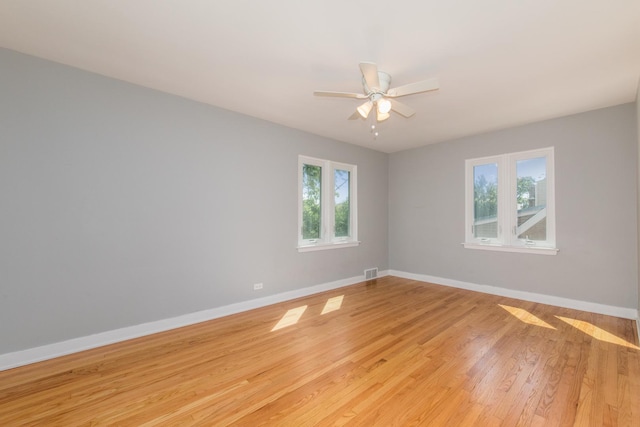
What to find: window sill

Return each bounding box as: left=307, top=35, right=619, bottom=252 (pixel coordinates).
left=297, top=241, right=360, bottom=253
left=463, top=242, right=558, bottom=255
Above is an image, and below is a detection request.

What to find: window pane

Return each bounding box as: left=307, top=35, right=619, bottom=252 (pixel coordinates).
left=473, top=163, right=498, bottom=239
left=334, top=169, right=350, bottom=237
left=516, top=157, right=547, bottom=241
left=302, top=164, right=321, bottom=239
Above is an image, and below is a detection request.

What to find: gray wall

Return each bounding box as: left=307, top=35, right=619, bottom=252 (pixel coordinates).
left=0, top=49, right=389, bottom=354
left=2, top=47, right=637, bottom=357
left=389, top=104, right=638, bottom=309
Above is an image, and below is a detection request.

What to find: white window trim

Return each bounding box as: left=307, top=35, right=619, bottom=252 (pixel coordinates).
left=464, top=147, right=557, bottom=255
left=462, top=242, right=559, bottom=255
left=297, top=155, right=359, bottom=252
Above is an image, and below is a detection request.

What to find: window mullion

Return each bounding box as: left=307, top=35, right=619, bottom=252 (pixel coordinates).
left=326, top=163, right=336, bottom=242
left=505, top=154, right=516, bottom=246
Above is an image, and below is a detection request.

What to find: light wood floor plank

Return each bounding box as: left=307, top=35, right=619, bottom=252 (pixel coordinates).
left=1, top=276, right=639, bottom=426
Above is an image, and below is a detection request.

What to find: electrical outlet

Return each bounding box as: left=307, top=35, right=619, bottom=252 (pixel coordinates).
left=253, top=283, right=263, bottom=290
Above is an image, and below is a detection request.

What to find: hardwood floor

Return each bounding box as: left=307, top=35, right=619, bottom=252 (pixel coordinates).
left=1, top=276, right=639, bottom=426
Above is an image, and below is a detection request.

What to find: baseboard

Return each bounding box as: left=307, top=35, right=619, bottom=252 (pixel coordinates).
left=0, top=270, right=389, bottom=372
left=637, top=318, right=640, bottom=346
left=388, top=270, right=639, bottom=320
left=5, top=268, right=629, bottom=372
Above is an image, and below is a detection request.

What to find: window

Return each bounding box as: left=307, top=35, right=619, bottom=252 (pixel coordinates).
left=298, top=156, right=358, bottom=251
left=465, top=147, right=557, bottom=254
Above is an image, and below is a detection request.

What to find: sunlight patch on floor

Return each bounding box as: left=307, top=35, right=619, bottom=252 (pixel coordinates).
left=556, top=316, right=640, bottom=350
left=272, top=305, right=308, bottom=331
left=498, top=304, right=556, bottom=329
left=321, top=295, right=344, bottom=315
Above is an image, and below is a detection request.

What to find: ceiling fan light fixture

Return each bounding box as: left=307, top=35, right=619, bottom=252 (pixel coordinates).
left=377, top=110, right=390, bottom=122
left=314, top=62, right=440, bottom=124
left=357, top=100, right=373, bottom=118
left=377, top=98, right=391, bottom=114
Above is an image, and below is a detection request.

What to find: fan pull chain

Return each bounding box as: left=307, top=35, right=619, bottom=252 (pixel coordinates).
left=370, top=120, right=379, bottom=139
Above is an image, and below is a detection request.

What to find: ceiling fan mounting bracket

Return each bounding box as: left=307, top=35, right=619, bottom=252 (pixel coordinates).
left=363, top=71, right=391, bottom=97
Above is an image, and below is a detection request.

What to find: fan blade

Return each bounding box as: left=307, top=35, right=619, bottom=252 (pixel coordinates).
left=359, top=62, right=380, bottom=91
left=386, top=78, right=439, bottom=97
left=348, top=111, right=360, bottom=120
left=389, top=99, right=416, bottom=118
left=314, top=90, right=367, bottom=99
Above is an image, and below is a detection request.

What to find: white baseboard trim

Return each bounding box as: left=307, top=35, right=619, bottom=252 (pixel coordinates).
left=637, top=318, right=640, bottom=345
left=6, top=269, right=631, bottom=372
left=388, top=270, right=639, bottom=320
left=0, top=271, right=389, bottom=372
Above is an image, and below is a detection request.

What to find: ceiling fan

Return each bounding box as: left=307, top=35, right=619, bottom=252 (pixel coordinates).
left=314, top=62, right=439, bottom=122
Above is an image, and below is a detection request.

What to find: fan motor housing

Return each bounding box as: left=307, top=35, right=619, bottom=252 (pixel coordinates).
left=363, top=71, right=391, bottom=95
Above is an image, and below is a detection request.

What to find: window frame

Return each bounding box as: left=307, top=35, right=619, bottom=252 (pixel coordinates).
left=464, top=147, right=557, bottom=255
left=297, top=155, right=359, bottom=252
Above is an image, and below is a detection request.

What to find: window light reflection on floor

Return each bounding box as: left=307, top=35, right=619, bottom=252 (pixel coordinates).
left=271, top=305, right=307, bottom=331
left=321, top=295, right=344, bottom=315
left=498, top=304, right=639, bottom=349
left=498, top=304, right=556, bottom=329
left=555, top=316, right=640, bottom=350
left=271, top=295, right=346, bottom=332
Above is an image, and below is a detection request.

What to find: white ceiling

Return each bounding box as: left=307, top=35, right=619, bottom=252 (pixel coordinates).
left=1, top=1, right=639, bottom=153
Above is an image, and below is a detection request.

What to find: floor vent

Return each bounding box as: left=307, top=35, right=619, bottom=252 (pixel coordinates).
left=364, top=268, right=378, bottom=280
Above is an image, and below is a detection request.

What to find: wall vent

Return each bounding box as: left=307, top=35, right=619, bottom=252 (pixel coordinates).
left=364, top=268, right=378, bottom=280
